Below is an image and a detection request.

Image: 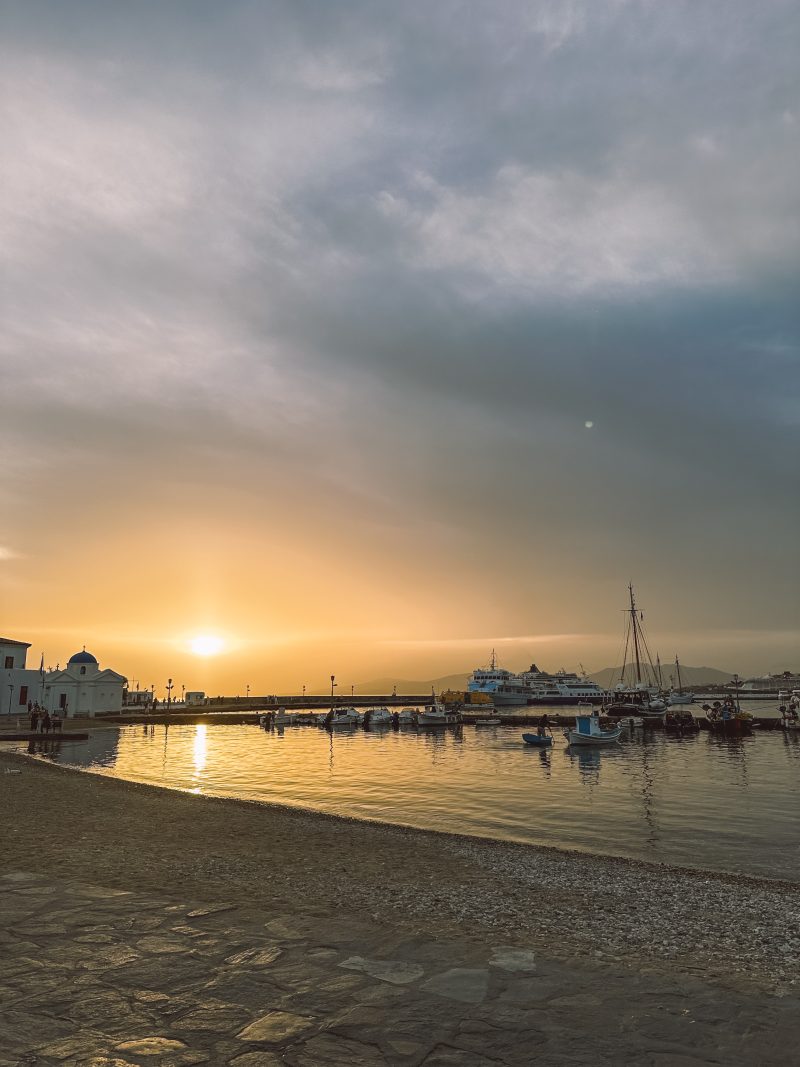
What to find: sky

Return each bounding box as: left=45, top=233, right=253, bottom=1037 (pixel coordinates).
left=1, top=1, right=798, bottom=695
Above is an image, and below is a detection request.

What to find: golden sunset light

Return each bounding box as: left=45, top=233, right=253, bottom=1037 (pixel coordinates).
left=189, top=635, right=225, bottom=658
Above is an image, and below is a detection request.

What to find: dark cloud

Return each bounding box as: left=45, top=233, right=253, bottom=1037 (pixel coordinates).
left=1, top=1, right=798, bottom=669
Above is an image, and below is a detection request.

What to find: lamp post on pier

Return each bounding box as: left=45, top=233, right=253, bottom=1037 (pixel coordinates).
left=166, top=678, right=174, bottom=708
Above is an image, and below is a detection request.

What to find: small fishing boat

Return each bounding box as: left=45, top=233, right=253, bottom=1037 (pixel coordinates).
left=321, top=707, right=362, bottom=729
left=564, top=711, right=622, bottom=746
left=417, top=698, right=461, bottom=727
left=397, top=707, right=418, bottom=725
left=521, top=732, right=553, bottom=747
left=363, top=706, right=392, bottom=727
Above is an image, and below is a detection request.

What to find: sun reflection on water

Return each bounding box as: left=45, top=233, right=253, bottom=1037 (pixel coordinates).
left=192, top=723, right=207, bottom=780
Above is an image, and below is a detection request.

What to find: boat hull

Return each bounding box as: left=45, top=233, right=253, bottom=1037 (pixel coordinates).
left=565, top=728, right=622, bottom=745
left=418, top=714, right=461, bottom=727
left=521, top=733, right=553, bottom=747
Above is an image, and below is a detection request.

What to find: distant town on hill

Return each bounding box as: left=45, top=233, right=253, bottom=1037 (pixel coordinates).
left=346, top=665, right=735, bottom=696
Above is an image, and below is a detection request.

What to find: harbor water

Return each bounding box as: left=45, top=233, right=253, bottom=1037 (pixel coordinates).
left=16, top=711, right=800, bottom=881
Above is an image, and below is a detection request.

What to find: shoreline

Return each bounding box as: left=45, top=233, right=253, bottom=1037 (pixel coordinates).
left=7, top=742, right=797, bottom=893
left=2, top=748, right=799, bottom=995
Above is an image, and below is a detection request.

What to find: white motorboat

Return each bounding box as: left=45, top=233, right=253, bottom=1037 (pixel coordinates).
left=397, top=707, right=418, bottom=725
left=363, top=706, right=393, bottom=727
left=564, top=711, right=622, bottom=746
left=417, top=699, right=461, bottom=727
left=321, top=707, right=362, bottom=729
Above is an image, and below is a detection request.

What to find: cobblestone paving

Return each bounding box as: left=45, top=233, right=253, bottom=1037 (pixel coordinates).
left=1, top=871, right=798, bottom=1066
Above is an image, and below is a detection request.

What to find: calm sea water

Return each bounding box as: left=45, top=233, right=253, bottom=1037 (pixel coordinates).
left=16, top=711, right=800, bottom=881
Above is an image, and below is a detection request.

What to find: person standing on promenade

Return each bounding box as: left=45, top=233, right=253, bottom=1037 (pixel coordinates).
left=30, top=706, right=39, bottom=733
left=41, top=709, right=51, bottom=734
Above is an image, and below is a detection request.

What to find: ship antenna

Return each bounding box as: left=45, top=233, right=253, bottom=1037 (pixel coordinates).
left=490, top=648, right=496, bottom=670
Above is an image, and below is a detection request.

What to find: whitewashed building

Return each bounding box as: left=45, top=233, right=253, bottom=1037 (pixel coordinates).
left=0, top=638, right=44, bottom=717
left=0, top=638, right=127, bottom=718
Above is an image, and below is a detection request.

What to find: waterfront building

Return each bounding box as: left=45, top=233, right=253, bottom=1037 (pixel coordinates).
left=0, top=637, right=46, bottom=716
left=0, top=637, right=126, bottom=717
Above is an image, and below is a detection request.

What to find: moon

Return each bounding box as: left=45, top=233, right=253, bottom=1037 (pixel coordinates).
left=585, top=421, right=594, bottom=429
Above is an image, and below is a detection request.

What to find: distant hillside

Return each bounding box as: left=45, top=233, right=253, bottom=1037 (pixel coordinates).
left=353, top=674, right=470, bottom=696
left=588, top=665, right=734, bottom=688
left=349, top=664, right=735, bottom=695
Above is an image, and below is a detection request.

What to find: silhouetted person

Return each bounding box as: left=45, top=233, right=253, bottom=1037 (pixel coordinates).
left=30, top=708, right=39, bottom=733
left=41, top=710, right=51, bottom=734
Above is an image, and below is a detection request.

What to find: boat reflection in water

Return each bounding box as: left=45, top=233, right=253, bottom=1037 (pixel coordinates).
left=12, top=716, right=800, bottom=881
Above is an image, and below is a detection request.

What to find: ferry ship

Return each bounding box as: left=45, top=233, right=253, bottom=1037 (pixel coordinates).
left=467, top=652, right=608, bottom=706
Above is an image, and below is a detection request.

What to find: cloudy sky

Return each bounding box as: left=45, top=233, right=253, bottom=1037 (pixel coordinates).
left=1, top=1, right=798, bottom=693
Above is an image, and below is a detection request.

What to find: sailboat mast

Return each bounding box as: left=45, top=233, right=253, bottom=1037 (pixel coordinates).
left=629, top=583, right=642, bottom=684
left=675, top=656, right=683, bottom=693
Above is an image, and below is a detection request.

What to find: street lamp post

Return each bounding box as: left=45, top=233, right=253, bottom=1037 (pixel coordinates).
left=246, top=684, right=250, bottom=700
left=330, top=674, right=337, bottom=708
left=181, top=684, right=185, bottom=704
left=166, top=678, right=174, bottom=708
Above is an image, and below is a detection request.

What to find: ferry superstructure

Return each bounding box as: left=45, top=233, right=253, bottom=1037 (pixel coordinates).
left=467, top=652, right=608, bottom=706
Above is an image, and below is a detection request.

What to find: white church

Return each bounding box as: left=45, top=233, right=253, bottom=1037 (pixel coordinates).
left=1, top=636, right=127, bottom=718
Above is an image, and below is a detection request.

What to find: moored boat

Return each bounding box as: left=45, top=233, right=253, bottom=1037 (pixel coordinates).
left=417, top=699, right=462, bottom=727
left=564, top=711, right=622, bottom=746
left=363, top=706, right=392, bottom=727
left=321, top=707, right=362, bottom=729
left=397, top=707, right=418, bottom=726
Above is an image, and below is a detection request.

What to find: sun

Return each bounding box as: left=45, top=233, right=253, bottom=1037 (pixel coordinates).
left=190, top=634, right=224, bottom=657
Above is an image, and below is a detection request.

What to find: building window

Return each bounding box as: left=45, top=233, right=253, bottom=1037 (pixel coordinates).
left=59, top=693, right=67, bottom=710
left=19, top=686, right=28, bottom=705
left=80, top=666, right=86, bottom=675
left=4, top=656, right=13, bottom=669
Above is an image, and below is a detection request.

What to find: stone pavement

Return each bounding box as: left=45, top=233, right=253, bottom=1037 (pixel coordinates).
left=1, top=871, right=797, bottom=1066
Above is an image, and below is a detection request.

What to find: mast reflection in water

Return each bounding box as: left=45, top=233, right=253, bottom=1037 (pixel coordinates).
left=18, top=719, right=800, bottom=881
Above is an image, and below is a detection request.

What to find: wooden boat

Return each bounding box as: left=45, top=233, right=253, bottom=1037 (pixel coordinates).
left=700, top=703, right=753, bottom=736
left=564, top=711, right=622, bottom=746
left=522, top=732, right=553, bottom=747
left=417, top=698, right=461, bottom=727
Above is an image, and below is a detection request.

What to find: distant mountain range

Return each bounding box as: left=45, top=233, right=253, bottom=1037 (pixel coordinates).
left=349, top=664, right=734, bottom=695
left=587, top=665, right=733, bottom=688
left=352, top=674, right=471, bottom=696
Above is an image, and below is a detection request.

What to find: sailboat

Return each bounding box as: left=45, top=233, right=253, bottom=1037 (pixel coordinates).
left=604, top=585, right=667, bottom=721
left=667, top=656, right=696, bottom=705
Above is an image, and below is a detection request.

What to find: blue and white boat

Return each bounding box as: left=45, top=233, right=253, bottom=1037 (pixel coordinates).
left=564, top=711, right=622, bottom=746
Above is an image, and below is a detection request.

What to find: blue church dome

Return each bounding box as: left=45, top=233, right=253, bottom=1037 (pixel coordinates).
left=68, top=650, right=98, bottom=665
